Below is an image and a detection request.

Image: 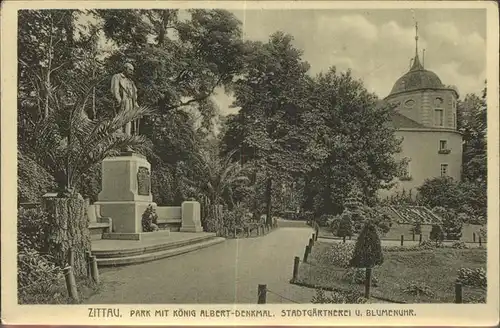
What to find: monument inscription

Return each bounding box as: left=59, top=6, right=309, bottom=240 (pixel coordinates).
left=137, top=166, right=151, bottom=196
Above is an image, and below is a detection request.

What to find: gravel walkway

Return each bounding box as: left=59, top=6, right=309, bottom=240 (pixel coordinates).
left=86, top=222, right=317, bottom=304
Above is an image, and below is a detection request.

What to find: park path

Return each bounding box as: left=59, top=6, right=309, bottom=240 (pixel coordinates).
left=85, top=220, right=317, bottom=304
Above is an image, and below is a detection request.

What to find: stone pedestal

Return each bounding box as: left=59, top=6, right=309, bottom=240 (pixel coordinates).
left=95, top=152, right=156, bottom=234
left=180, top=201, right=203, bottom=232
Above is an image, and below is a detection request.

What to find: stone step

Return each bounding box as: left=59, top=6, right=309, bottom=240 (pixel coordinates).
left=96, top=237, right=225, bottom=267
left=93, top=233, right=218, bottom=258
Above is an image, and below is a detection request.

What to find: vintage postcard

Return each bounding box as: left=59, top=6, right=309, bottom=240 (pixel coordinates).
left=1, top=0, right=499, bottom=326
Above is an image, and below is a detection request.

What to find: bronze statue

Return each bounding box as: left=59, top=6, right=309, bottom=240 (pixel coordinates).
left=111, top=62, right=139, bottom=135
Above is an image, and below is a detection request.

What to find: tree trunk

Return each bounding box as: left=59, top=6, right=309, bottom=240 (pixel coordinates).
left=265, top=176, right=272, bottom=226
left=43, top=195, right=91, bottom=277
left=364, top=267, right=372, bottom=299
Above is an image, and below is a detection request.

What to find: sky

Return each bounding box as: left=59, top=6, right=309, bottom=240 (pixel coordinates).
left=212, top=8, right=487, bottom=116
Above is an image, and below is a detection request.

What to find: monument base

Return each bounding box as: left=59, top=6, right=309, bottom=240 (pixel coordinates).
left=180, top=226, right=204, bottom=233
left=94, top=200, right=156, bottom=233
left=102, top=230, right=170, bottom=241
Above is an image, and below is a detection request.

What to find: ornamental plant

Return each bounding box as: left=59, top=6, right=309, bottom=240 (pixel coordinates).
left=349, top=221, right=383, bottom=298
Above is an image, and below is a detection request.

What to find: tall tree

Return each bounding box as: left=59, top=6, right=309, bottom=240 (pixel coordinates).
left=458, top=84, right=487, bottom=183
left=226, top=32, right=326, bottom=224
left=304, top=68, right=402, bottom=215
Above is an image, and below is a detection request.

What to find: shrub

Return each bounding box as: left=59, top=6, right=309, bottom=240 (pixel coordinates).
left=432, top=207, right=463, bottom=240
left=141, top=205, right=158, bottom=232
left=342, top=268, right=379, bottom=286
left=419, top=239, right=441, bottom=249
left=456, top=268, right=487, bottom=289
left=18, top=207, right=50, bottom=252
left=349, top=221, right=384, bottom=268
left=223, top=202, right=249, bottom=230
left=318, top=214, right=336, bottom=228
left=328, top=242, right=355, bottom=268
left=311, top=288, right=368, bottom=304
left=429, top=224, right=445, bottom=245
left=18, top=248, right=64, bottom=303
left=402, top=282, right=435, bottom=297
left=18, top=151, right=56, bottom=203
left=451, top=241, right=468, bottom=249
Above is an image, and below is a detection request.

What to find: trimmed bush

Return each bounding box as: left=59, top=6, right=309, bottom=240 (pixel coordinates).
left=456, top=268, right=487, bottom=289
left=311, top=288, right=368, bottom=304
left=402, top=282, right=435, bottom=297
left=328, top=242, right=355, bottom=268
left=349, top=222, right=384, bottom=268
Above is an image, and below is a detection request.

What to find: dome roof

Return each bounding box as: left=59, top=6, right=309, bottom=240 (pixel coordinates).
left=389, top=55, right=444, bottom=96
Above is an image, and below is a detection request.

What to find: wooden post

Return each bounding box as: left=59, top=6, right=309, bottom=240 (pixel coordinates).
left=479, top=236, right=482, bottom=247
left=234, top=227, right=237, bottom=238
left=365, top=267, right=372, bottom=299
left=308, top=238, right=313, bottom=249
left=419, top=234, right=422, bottom=245
left=257, top=284, right=267, bottom=304
left=246, top=227, right=250, bottom=237
left=473, top=232, right=476, bottom=243
left=303, top=245, right=310, bottom=263
left=63, top=266, right=79, bottom=302
left=400, top=235, right=404, bottom=246
left=312, top=233, right=316, bottom=243
left=455, top=282, right=463, bottom=303
left=90, top=256, right=100, bottom=284
left=412, top=232, right=415, bottom=241
left=292, top=256, right=300, bottom=282
left=342, top=236, right=346, bottom=243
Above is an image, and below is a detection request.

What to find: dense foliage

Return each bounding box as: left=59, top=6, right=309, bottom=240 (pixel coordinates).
left=349, top=222, right=384, bottom=268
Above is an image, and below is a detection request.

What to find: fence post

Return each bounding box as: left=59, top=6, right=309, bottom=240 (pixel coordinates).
left=400, top=235, right=404, bottom=246
left=292, top=256, right=300, bottom=282
left=90, top=256, right=100, bottom=284
left=257, top=284, right=267, bottom=304
left=455, top=282, right=463, bottom=303
left=473, top=232, right=476, bottom=243
left=312, top=233, right=316, bottom=243
left=479, top=236, right=482, bottom=247
left=309, top=238, right=314, bottom=249
left=419, top=234, right=422, bottom=245
left=303, top=245, right=310, bottom=263
left=63, top=266, right=79, bottom=302
left=412, top=232, right=415, bottom=241
left=234, top=227, right=237, bottom=238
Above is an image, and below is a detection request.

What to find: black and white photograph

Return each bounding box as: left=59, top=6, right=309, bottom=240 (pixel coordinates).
left=2, top=0, right=499, bottom=325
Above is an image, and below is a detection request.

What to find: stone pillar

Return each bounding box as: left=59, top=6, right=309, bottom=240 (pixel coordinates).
left=180, top=201, right=203, bottom=233
left=95, top=152, right=156, bottom=234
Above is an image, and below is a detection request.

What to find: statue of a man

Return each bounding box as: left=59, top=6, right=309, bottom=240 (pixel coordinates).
left=111, top=62, right=139, bottom=135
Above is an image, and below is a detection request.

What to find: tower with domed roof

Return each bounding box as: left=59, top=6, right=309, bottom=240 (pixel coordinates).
left=381, top=22, right=463, bottom=198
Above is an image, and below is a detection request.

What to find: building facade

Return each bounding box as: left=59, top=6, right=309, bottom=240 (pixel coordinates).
left=380, top=33, right=463, bottom=199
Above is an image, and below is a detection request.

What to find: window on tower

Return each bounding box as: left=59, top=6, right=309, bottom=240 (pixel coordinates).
left=434, top=109, right=444, bottom=127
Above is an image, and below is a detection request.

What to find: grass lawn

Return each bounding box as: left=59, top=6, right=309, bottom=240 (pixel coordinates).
left=295, top=241, right=487, bottom=303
